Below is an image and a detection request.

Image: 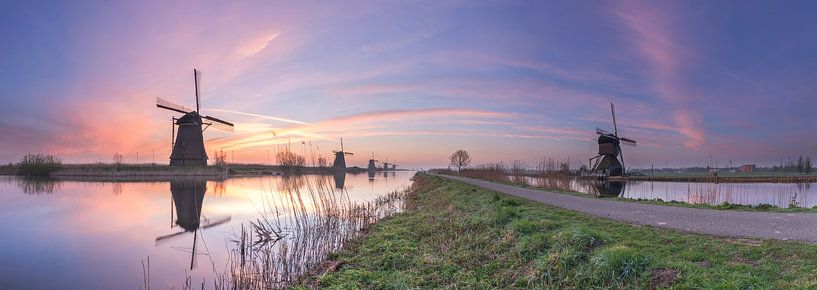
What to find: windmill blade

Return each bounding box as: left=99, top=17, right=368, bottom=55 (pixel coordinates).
left=194, top=69, right=202, bottom=112
left=190, top=230, right=198, bottom=270
left=345, top=152, right=354, bottom=155
left=619, top=137, right=637, bottom=147
left=610, top=102, right=618, bottom=136
left=157, top=97, right=193, bottom=114
left=155, top=230, right=189, bottom=245
left=200, top=217, right=231, bottom=229
left=203, top=115, right=234, bottom=132
left=204, top=120, right=234, bottom=133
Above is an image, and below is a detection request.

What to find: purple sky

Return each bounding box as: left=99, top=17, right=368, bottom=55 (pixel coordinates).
left=1, top=1, right=816, bottom=168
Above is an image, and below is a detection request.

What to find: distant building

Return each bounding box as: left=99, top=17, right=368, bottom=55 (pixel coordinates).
left=739, top=164, right=756, bottom=173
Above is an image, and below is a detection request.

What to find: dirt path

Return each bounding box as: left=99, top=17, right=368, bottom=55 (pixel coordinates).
left=436, top=174, right=817, bottom=243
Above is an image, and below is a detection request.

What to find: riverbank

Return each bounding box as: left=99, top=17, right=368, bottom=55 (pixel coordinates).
left=0, top=163, right=409, bottom=179
left=308, top=173, right=817, bottom=288
left=453, top=172, right=817, bottom=213
left=616, top=173, right=817, bottom=183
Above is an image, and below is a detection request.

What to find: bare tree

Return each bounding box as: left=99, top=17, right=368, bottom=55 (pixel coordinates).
left=112, top=153, right=123, bottom=165
left=213, top=149, right=227, bottom=167
left=449, top=149, right=472, bottom=171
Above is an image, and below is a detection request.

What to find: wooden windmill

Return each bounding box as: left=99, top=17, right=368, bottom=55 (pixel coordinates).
left=156, top=69, right=234, bottom=166
left=589, top=103, right=637, bottom=176
left=332, top=138, right=353, bottom=171
left=382, top=157, right=390, bottom=171
left=367, top=153, right=379, bottom=172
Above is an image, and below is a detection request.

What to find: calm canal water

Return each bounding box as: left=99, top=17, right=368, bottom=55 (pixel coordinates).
left=514, top=176, right=817, bottom=208
left=0, top=171, right=414, bottom=289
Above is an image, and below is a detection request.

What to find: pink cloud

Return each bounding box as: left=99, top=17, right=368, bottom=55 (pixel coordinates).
left=614, top=1, right=706, bottom=149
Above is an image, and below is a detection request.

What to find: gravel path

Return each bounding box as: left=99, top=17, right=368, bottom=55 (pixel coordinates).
left=436, top=174, right=817, bottom=243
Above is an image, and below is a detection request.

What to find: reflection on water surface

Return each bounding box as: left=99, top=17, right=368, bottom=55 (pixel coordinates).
left=0, top=172, right=412, bottom=289
left=513, top=175, right=817, bottom=208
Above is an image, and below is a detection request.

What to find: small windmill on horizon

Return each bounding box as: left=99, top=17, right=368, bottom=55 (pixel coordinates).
left=367, top=153, right=379, bottom=172
left=156, top=69, right=234, bottom=166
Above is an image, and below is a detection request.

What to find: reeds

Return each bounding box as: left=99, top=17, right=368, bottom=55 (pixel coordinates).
left=221, top=174, right=413, bottom=289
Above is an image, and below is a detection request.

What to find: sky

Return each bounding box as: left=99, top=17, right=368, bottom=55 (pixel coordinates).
left=1, top=0, right=816, bottom=169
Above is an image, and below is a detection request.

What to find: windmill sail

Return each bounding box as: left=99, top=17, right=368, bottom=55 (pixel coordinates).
left=157, top=97, right=193, bottom=114
left=156, top=68, right=235, bottom=166
left=588, top=102, right=637, bottom=176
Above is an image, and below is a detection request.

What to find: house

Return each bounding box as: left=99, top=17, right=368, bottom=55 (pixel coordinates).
left=739, top=164, right=756, bottom=173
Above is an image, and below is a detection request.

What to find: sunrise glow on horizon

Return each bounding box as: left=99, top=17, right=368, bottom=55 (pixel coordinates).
left=2, top=1, right=816, bottom=168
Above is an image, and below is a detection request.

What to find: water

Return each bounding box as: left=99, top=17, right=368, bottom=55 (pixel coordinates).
left=0, top=171, right=413, bottom=289
left=512, top=175, right=817, bottom=208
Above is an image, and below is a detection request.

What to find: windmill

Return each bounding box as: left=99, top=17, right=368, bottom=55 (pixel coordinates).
left=391, top=161, right=398, bottom=171
left=367, top=153, right=379, bottom=172
left=589, top=103, right=637, bottom=176
left=382, top=157, right=390, bottom=171
left=155, top=179, right=231, bottom=270
left=156, top=69, right=234, bottom=166
left=332, top=138, right=353, bottom=171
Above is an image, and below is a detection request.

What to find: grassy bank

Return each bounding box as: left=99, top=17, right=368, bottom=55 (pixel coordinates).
left=310, top=173, right=817, bottom=288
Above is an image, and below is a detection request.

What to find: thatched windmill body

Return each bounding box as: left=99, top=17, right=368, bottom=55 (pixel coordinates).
left=332, top=138, right=353, bottom=171
left=589, top=103, right=637, bottom=176
left=367, top=153, right=379, bottom=172
left=156, top=69, right=234, bottom=166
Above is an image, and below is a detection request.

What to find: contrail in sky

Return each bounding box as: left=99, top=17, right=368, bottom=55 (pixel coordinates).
left=208, top=108, right=312, bottom=125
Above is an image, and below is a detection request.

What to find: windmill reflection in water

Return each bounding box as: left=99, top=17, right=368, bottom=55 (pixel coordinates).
left=155, top=179, right=231, bottom=270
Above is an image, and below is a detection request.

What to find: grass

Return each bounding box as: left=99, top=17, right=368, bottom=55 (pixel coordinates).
left=310, top=173, right=817, bottom=288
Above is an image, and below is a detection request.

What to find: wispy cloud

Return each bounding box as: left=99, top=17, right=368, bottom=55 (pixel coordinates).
left=209, top=108, right=516, bottom=150
left=614, top=2, right=706, bottom=149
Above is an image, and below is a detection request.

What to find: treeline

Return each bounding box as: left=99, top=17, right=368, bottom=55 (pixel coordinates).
left=773, top=156, right=813, bottom=174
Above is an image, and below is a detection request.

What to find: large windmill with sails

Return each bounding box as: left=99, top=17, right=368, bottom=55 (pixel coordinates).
left=589, top=103, right=637, bottom=176
left=156, top=69, right=234, bottom=166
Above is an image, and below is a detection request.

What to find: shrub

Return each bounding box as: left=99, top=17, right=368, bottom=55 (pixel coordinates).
left=590, top=245, right=650, bottom=285
left=494, top=206, right=520, bottom=224
left=551, top=226, right=607, bottom=252
left=510, top=219, right=555, bottom=236
left=513, top=232, right=549, bottom=260
left=17, top=153, right=61, bottom=176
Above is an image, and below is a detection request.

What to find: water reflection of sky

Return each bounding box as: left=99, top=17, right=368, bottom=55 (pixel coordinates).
left=0, top=172, right=413, bottom=289
left=516, top=175, right=817, bottom=208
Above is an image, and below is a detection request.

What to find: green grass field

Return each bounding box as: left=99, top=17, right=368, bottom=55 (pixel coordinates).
left=310, top=173, right=817, bottom=288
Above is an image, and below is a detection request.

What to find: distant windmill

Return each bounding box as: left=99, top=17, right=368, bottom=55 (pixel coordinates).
left=155, top=179, right=231, bottom=270
left=156, top=69, right=234, bottom=166
left=367, top=153, right=379, bottom=172
left=391, top=161, right=398, bottom=171
left=589, top=103, right=637, bottom=176
left=332, top=138, right=353, bottom=171
left=382, top=157, right=390, bottom=171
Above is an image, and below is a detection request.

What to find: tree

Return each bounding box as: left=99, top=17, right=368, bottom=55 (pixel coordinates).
left=798, top=156, right=805, bottom=174
left=317, top=156, right=328, bottom=168
left=112, top=153, right=123, bottom=165
left=449, top=149, right=471, bottom=171
left=806, top=157, right=813, bottom=175
left=212, top=149, right=227, bottom=167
